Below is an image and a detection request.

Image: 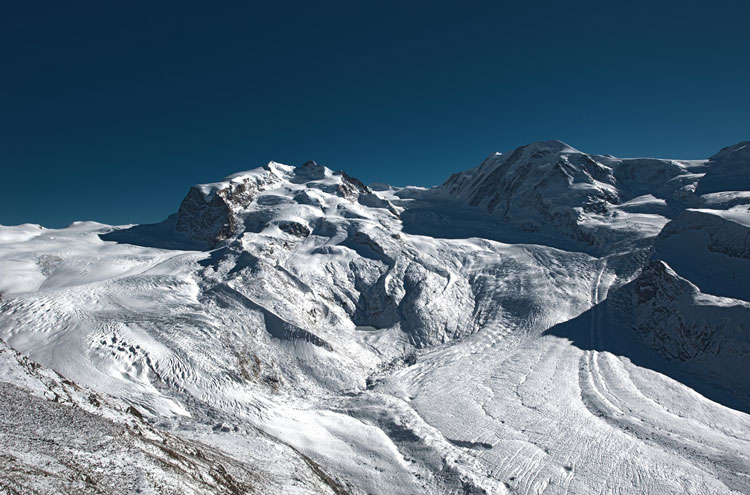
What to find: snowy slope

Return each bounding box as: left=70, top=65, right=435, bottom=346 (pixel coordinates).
left=0, top=339, right=344, bottom=495
left=1, top=140, right=749, bottom=494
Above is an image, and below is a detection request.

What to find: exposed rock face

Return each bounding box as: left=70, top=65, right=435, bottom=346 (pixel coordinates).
left=335, top=170, right=371, bottom=201
left=175, top=187, right=235, bottom=245
left=613, top=259, right=750, bottom=397
left=278, top=220, right=311, bottom=237
left=175, top=167, right=282, bottom=245
left=633, top=261, right=716, bottom=360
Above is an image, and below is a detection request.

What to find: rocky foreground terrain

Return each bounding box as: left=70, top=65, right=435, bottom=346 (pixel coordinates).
left=1, top=140, right=748, bottom=494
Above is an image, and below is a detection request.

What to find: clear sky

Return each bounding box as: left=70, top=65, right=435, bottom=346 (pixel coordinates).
left=2, top=0, right=749, bottom=227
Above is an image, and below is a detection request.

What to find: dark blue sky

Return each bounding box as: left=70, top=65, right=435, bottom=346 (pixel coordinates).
left=2, top=1, right=749, bottom=227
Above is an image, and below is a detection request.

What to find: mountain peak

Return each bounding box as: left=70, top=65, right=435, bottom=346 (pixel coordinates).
left=294, top=159, right=328, bottom=180
left=709, top=140, right=750, bottom=164
left=521, top=139, right=579, bottom=155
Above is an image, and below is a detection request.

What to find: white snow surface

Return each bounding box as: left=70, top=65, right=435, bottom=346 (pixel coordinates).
left=1, top=140, right=749, bottom=494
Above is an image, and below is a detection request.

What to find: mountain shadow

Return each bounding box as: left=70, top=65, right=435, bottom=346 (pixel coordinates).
left=399, top=199, right=601, bottom=255
left=99, top=215, right=208, bottom=251
left=543, top=295, right=750, bottom=415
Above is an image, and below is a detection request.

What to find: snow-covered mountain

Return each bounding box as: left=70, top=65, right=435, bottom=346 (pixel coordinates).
left=1, top=140, right=749, bottom=494
left=429, top=139, right=705, bottom=252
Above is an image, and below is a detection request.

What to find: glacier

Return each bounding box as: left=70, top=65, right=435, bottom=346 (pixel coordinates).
left=0, top=140, right=749, bottom=494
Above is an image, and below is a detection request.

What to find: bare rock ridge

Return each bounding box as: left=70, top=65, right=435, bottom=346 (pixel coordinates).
left=175, top=186, right=236, bottom=244
left=175, top=163, right=283, bottom=245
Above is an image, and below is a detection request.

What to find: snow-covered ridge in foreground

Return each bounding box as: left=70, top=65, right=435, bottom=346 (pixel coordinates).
left=1, top=140, right=749, bottom=494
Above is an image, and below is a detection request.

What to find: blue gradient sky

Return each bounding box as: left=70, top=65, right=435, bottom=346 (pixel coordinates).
left=2, top=1, right=749, bottom=227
